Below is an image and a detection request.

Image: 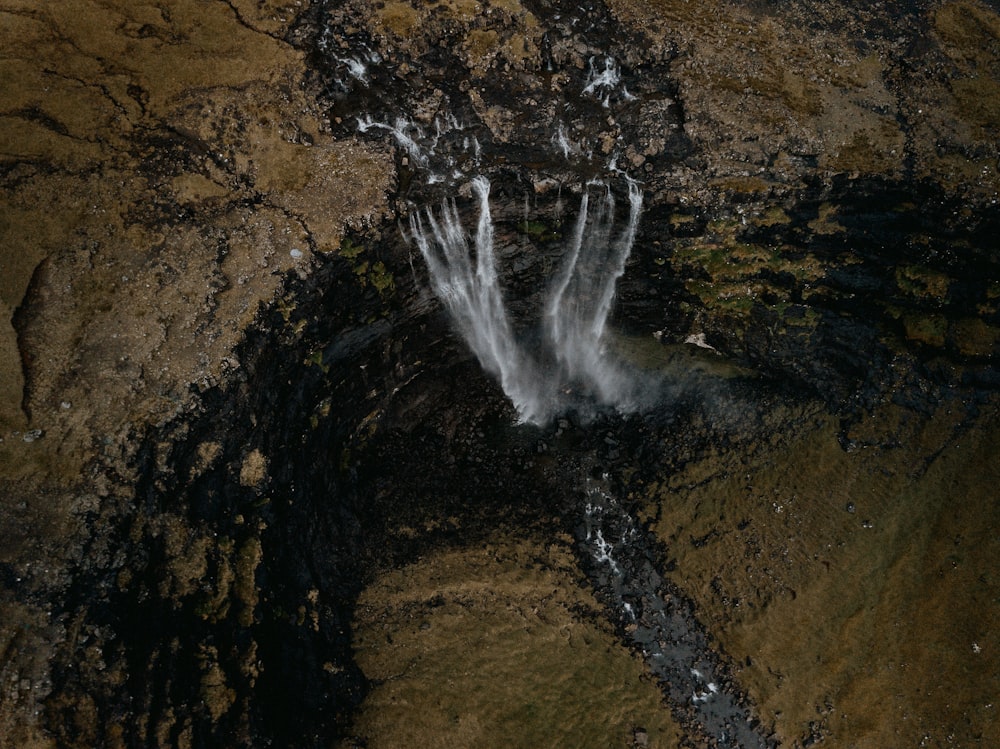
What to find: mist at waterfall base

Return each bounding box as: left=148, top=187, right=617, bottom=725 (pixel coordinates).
left=407, top=175, right=658, bottom=425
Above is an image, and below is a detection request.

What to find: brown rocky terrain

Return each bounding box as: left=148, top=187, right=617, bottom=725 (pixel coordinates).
left=1, top=1, right=392, bottom=744
left=1, top=0, right=998, bottom=747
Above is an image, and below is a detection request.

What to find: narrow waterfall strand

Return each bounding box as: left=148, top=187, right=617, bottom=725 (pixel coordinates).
left=408, top=179, right=547, bottom=423
left=544, top=180, right=641, bottom=405
left=591, top=179, right=642, bottom=342
left=545, top=188, right=590, bottom=352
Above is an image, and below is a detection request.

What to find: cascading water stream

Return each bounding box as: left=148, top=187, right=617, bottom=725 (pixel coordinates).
left=408, top=177, right=546, bottom=423
left=408, top=176, right=644, bottom=424
left=581, top=479, right=777, bottom=749
left=348, top=33, right=776, bottom=748
left=546, top=179, right=643, bottom=409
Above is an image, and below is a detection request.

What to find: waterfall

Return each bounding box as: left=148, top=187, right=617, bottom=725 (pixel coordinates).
left=408, top=176, right=643, bottom=424
left=408, top=177, right=548, bottom=423
left=357, top=115, right=429, bottom=167
left=583, top=56, right=635, bottom=108
left=546, top=179, right=643, bottom=408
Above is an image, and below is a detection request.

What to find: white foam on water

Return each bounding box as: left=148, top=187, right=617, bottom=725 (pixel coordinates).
left=583, top=56, right=635, bottom=108
left=357, top=115, right=429, bottom=167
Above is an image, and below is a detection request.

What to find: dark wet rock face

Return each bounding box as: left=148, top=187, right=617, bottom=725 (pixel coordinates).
left=3, top=0, right=1000, bottom=748
left=668, top=176, right=1000, bottom=409
left=308, top=0, right=1000, bottom=415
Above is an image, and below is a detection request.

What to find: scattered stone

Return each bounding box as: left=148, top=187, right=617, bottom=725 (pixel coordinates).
left=239, top=449, right=269, bottom=488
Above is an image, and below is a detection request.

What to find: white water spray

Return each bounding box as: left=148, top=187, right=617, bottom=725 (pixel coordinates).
left=583, top=56, right=635, bottom=108
left=408, top=177, right=549, bottom=423
left=408, top=176, right=644, bottom=424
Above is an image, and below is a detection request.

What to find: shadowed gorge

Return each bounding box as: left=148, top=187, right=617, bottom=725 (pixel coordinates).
left=1, top=1, right=999, bottom=748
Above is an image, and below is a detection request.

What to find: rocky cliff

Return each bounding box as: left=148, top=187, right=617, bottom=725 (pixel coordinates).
left=2, top=1, right=998, bottom=747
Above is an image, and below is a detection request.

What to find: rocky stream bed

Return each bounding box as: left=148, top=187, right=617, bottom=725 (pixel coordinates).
left=2, top=1, right=999, bottom=747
